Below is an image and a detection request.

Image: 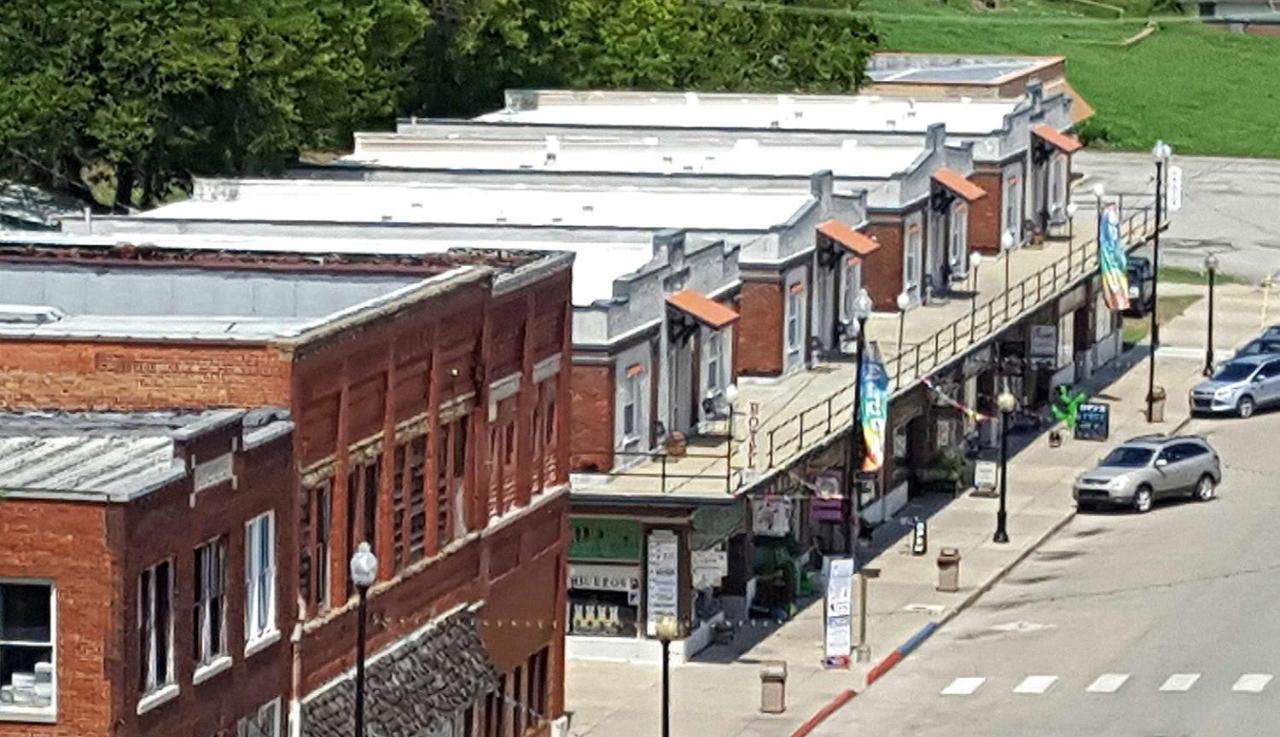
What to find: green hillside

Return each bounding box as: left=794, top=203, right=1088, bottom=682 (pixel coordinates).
left=859, top=0, right=1280, bottom=158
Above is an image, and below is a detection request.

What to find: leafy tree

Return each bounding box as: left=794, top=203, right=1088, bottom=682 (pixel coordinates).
left=0, top=0, right=431, bottom=209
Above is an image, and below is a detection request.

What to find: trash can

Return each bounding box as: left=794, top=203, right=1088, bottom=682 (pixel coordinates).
left=1148, top=386, right=1167, bottom=423
left=760, top=661, right=787, bottom=714
left=936, top=547, right=962, bottom=593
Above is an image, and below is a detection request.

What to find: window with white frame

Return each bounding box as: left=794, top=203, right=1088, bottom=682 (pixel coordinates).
left=193, top=537, right=227, bottom=667
left=245, top=513, right=276, bottom=648
left=1050, top=155, right=1066, bottom=216
left=950, top=205, right=968, bottom=272
left=905, top=226, right=922, bottom=293
left=237, top=697, right=281, bottom=737
left=0, top=581, right=55, bottom=716
left=139, top=560, right=174, bottom=694
left=786, top=289, right=803, bottom=354
left=1004, top=176, right=1021, bottom=242
left=840, top=257, right=861, bottom=322
left=705, top=331, right=723, bottom=393
left=621, top=369, right=642, bottom=441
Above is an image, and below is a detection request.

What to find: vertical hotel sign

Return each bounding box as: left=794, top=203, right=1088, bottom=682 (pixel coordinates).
left=823, top=557, right=854, bottom=668
left=1098, top=204, right=1130, bottom=311
left=860, top=342, right=890, bottom=472
left=646, top=530, right=679, bottom=637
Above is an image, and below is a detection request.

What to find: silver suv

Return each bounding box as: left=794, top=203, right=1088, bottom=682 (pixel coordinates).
left=1189, top=355, right=1280, bottom=418
left=1073, top=435, right=1222, bottom=513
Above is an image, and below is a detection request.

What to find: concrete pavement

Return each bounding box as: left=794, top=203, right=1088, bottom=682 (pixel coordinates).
left=811, top=408, right=1280, bottom=737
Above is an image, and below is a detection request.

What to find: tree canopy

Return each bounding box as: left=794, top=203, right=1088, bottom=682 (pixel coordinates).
left=0, top=0, right=876, bottom=209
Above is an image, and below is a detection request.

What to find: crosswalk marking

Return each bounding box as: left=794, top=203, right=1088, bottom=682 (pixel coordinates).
left=1086, top=674, right=1130, bottom=693
left=1013, top=675, right=1058, bottom=694
left=1232, top=674, right=1273, bottom=693
left=1159, top=673, right=1201, bottom=692
left=941, top=677, right=986, bottom=696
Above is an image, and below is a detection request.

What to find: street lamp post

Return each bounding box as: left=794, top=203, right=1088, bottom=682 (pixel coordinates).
left=655, top=615, right=680, bottom=737
left=1065, top=203, right=1079, bottom=272
left=994, top=391, right=1016, bottom=544
left=969, top=252, right=984, bottom=338
left=349, top=542, right=378, bottom=737
left=895, top=292, right=911, bottom=388
left=1001, top=231, right=1015, bottom=317
left=1148, top=140, right=1173, bottom=423
left=1204, top=253, right=1219, bottom=376
left=847, top=289, right=873, bottom=556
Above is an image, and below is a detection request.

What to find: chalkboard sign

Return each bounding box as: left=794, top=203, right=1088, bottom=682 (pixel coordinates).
left=1075, top=402, right=1111, bottom=441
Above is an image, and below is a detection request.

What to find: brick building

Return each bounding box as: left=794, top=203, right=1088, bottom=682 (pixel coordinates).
left=0, top=243, right=574, bottom=737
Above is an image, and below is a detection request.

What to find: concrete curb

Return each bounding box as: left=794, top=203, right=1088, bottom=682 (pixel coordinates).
left=786, top=689, right=856, bottom=737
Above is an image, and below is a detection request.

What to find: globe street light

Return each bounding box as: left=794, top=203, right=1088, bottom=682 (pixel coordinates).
left=969, top=251, right=984, bottom=338
left=895, top=291, right=911, bottom=388
left=349, top=542, right=378, bottom=737
left=847, top=288, right=873, bottom=555
left=994, top=390, right=1017, bottom=544
left=1148, top=140, right=1173, bottom=423
left=1204, top=253, right=1219, bottom=376
left=1001, top=230, right=1015, bottom=317
left=655, top=614, right=681, bottom=737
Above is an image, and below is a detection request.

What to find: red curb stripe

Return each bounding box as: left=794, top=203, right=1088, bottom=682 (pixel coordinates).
left=788, top=688, right=857, bottom=737
left=865, top=650, right=904, bottom=685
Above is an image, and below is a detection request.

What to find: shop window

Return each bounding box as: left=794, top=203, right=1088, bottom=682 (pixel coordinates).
left=527, top=647, right=549, bottom=723
left=193, top=537, right=227, bottom=667
left=245, top=512, right=277, bottom=648
left=139, top=560, right=174, bottom=694
left=0, top=582, right=55, bottom=717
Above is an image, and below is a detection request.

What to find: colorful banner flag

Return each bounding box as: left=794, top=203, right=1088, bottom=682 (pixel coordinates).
left=1098, top=204, right=1130, bottom=311
left=859, top=343, right=890, bottom=473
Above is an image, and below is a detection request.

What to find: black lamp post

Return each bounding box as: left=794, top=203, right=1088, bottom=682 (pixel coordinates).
left=1002, top=231, right=1014, bottom=317
left=994, top=390, right=1016, bottom=544
left=846, top=288, right=873, bottom=554
left=1204, top=252, right=1219, bottom=376
left=655, top=615, right=679, bottom=737
left=1148, top=140, right=1172, bottom=423
left=1065, top=202, right=1079, bottom=273
left=969, top=252, right=984, bottom=338
left=349, top=542, right=378, bottom=737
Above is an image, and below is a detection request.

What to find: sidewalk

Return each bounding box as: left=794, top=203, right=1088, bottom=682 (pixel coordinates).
left=563, top=351, right=1211, bottom=737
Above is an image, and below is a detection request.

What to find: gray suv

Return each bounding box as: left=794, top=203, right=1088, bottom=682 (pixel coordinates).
left=1189, top=355, right=1280, bottom=418
left=1073, top=435, right=1222, bottom=513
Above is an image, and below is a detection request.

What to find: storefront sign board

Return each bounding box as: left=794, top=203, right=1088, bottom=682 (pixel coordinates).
left=645, top=530, right=680, bottom=637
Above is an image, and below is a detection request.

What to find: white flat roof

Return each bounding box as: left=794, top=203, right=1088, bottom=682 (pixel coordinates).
left=345, top=136, right=925, bottom=180
left=476, top=91, right=1019, bottom=135
left=139, top=179, right=810, bottom=232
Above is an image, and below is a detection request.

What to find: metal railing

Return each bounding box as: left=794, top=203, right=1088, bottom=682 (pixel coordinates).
left=594, top=205, right=1161, bottom=496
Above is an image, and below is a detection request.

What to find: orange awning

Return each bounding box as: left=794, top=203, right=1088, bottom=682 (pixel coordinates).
left=931, top=168, right=987, bottom=203
left=667, top=289, right=739, bottom=330
left=817, top=220, right=880, bottom=257
left=1032, top=124, right=1084, bottom=154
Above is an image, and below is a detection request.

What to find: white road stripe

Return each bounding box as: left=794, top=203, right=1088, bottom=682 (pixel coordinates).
left=1086, top=674, right=1130, bottom=693
left=1160, top=673, right=1201, bottom=692
left=1232, top=674, right=1273, bottom=693
left=941, top=677, right=986, bottom=696
left=1013, top=675, right=1058, bottom=694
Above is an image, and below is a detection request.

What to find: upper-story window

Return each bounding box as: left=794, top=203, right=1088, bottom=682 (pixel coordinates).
left=193, top=537, right=227, bottom=668
left=1004, top=176, right=1021, bottom=243
left=621, top=368, right=642, bottom=442
left=786, top=288, right=804, bottom=356
left=0, top=581, right=55, bottom=719
left=237, top=697, right=281, bottom=737
left=139, top=560, right=175, bottom=695
left=245, top=513, right=277, bottom=651
left=706, top=331, right=723, bottom=393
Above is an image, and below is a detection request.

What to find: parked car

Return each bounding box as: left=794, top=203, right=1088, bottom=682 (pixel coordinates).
left=1234, top=337, right=1280, bottom=358
left=1073, top=434, right=1221, bottom=513
left=1189, top=355, right=1280, bottom=418
left=1123, top=256, right=1154, bottom=317
left=1262, top=324, right=1280, bottom=341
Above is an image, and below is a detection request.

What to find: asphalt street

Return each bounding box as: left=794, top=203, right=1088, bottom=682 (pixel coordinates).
left=1074, top=152, right=1280, bottom=285
left=812, top=408, right=1280, bottom=737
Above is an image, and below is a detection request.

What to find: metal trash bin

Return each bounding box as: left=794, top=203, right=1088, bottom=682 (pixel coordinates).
left=936, top=547, right=962, bottom=593
left=759, top=661, right=787, bottom=714
left=1148, top=385, right=1167, bottom=423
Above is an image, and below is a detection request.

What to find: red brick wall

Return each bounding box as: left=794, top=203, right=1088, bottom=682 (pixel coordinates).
left=969, top=171, right=1004, bottom=254
left=737, top=279, right=783, bottom=376
left=0, top=500, right=116, bottom=737
left=568, top=362, right=614, bottom=472
left=117, top=430, right=296, bottom=737
left=863, top=221, right=904, bottom=310
left=0, top=342, right=291, bottom=411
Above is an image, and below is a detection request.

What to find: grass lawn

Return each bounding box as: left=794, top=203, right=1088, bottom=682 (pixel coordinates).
left=1122, top=293, right=1200, bottom=344
left=857, top=0, right=1280, bottom=158
left=1158, top=265, right=1243, bottom=286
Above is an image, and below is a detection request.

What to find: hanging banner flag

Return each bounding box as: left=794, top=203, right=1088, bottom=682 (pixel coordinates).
left=1098, top=204, right=1130, bottom=311
left=860, top=342, right=890, bottom=472
left=922, top=377, right=992, bottom=423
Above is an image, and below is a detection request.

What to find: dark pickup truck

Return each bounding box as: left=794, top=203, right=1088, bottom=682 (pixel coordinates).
left=1124, top=256, right=1154, bottom=317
